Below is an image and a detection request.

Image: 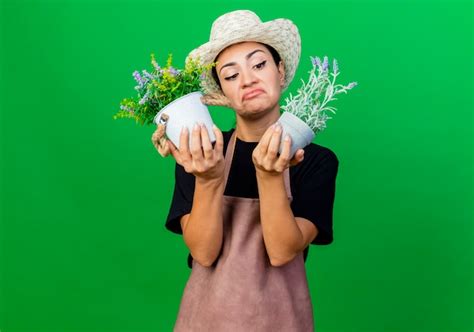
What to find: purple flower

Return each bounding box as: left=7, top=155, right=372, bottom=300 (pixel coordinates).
left=333, top=59, right=339, bottom=74
left=142, top=70, right=154, bottom=81
left=311, top=56, right=321, bottom=68
left=347, top=82, right=358, bottom=89
left=133, top=70, right=144, bottom=87
left=200, top=72, right=206, bottom=80
left=322, top=56, right=329, bottom=71
left=168, top=67, right=178, bottom=76
left=139, top=91, right=150, bottom=105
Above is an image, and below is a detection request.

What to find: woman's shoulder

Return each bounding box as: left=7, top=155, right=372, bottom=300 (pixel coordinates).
left=290, top=142, right=339, bottom=180
left=303, top=142, right=339, bottom=164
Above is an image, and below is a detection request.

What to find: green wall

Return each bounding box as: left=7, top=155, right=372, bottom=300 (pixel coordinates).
left=1, top=0, right=472, bottom=331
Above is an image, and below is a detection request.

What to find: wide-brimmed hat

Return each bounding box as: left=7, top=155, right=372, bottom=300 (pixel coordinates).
left=185, top=10, right=301, bottom=99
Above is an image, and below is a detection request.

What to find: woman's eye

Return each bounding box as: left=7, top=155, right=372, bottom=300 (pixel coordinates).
left=254, top=60, right=266, bottom=69
left=223, top=61, right=266, bottom=81
left=224, top=73, right=238, bottom=81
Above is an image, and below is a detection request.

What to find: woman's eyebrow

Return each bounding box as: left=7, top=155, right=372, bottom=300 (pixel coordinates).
left=219, top=49, right=266, bottom=74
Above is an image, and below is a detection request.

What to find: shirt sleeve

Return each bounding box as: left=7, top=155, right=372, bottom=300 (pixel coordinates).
left=165, top=162, right=196, bottom=235
left=290, top=146, right=339, bottom=245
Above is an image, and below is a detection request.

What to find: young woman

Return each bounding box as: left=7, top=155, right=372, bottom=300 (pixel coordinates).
left=152, top=10, right=339, bottom=331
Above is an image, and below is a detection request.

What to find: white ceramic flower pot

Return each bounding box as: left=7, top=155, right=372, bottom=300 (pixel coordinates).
left=153, top=91, right=216, bottom=149
left=277, top=111, right=315, bottom=158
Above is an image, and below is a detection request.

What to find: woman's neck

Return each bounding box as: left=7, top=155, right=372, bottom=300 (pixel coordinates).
left=235, top=108, right=281, bottom=142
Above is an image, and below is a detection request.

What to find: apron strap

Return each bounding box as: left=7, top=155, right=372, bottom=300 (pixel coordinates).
left=224, top=129, right=292, bottom=200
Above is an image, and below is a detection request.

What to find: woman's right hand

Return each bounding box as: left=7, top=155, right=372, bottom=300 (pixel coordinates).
left=168, top=123, right=225, bottom=182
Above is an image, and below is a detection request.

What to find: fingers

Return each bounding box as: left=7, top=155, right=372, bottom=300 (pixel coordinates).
left=267, top=124, right=282, bottom=160
left=190, top=123, right=204, bottom=163
left=160, top=122, right=224, bottom=178
left=289, top=149, right=305, bottom=166
left=200, top=123, right=213, bottom=160
left=179, top=126, right=190, bottom=156
left=213, top=124, right=224, bottom=156
left=274, top=134, right=291, bottom=171
left=190, top=122, right=220, bottom=162
left=168, top=140, right=181, bottom=164
left=253, top=123, right=305, bottom=173
left=257, top=123, right=277, bottom=155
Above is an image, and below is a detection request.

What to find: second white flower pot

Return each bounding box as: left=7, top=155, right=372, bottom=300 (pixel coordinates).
left=153, top=91, right=216, bottom=149
left=277, top=111, right=315, bottom=158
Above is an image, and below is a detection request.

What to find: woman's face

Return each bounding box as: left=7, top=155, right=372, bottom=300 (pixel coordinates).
left=215, top=41, right=285, bottom=119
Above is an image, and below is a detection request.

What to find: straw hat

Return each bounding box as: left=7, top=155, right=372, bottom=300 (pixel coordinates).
left=185, top=10, right=301, bottom=103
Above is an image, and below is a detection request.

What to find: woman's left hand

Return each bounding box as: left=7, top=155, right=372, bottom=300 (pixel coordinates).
left=252, top=123, right=305, bottom=175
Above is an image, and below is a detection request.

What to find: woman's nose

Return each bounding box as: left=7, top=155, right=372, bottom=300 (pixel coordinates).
left=240, top=68, right=257, bottom=87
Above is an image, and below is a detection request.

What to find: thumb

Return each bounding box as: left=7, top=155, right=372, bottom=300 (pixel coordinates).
left=289, top=149, right=305, bottom=166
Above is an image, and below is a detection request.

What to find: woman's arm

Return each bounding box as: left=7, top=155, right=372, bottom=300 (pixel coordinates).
left=168, top=123, right=225, bottom=267
left=256, top=170, right=318, bottom=267
left=253, top=123, right=318, bottom=267
left=180, top=177, right=225, bottom=267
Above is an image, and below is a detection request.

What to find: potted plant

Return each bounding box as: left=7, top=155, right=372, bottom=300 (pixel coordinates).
left=113, top=52, right=217, bottom=150
left=278, top=55, right=358, bottom=157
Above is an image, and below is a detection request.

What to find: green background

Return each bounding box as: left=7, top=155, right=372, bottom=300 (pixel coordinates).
left=1, top=0, right=472, bottom=331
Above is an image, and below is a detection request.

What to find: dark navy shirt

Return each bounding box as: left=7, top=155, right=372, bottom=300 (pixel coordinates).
left=165, top=128, right=339, bottom=268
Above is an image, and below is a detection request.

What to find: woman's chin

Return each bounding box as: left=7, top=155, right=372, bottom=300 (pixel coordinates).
left=239, top=100, right=275, bottom=117
left=239, top=106, right=267, bottom=118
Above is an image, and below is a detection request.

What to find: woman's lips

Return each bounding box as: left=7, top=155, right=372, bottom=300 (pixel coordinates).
left=242, top=89, right=264, bottom=101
